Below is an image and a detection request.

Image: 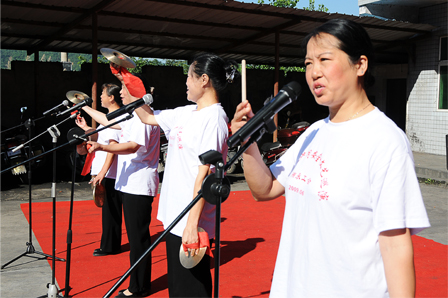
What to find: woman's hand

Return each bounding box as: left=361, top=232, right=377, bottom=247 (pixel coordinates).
left=86, top=141, right=102, bottom=153
left=231, top=100, right=254, bottom=135
left=75, top=116, right=90, bottom=131
left=110, top=63, right=124, bottom=82
left=91, top=171, right=105, bottom=186
left=182, top=225, right=199, bottom=257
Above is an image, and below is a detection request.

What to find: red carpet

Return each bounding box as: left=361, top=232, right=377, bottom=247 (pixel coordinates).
left=21, top=191, right=447, bottom=298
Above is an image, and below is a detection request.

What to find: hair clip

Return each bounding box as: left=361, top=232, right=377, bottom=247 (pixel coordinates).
left=226, top=68, right=236, bottom=83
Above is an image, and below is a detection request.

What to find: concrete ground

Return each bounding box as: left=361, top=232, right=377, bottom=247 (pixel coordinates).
left=1, top=151, right=447, bottom=298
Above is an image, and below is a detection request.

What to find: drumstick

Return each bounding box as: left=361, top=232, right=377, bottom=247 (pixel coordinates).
left=242, top=59, right=246, bottom=102
left=241, top=60, right=247, bottom=121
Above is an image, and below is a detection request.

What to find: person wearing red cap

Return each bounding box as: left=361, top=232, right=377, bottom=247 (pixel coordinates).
left=82, top=67, right=159, bottom=298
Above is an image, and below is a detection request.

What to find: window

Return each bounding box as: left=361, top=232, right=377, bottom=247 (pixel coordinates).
left=439, top=37, right=448, bottom=110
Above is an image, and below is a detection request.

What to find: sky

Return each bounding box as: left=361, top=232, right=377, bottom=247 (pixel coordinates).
left=239, top=0, right=360, bottom=16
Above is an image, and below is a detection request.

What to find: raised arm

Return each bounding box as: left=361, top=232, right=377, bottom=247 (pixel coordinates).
left=231, top=100, right=285, bottom=201
left=128, top=94, right=159, bottom=126
left=81, top=106, right=121, bottom=130
left=75, top=115, right=98, bottom=141
left=87, top=140, right=140, bottom=155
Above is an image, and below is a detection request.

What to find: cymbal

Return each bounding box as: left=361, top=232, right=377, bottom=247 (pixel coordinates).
left=100, top=48, right=136, bottom=69
left=93, top=182, right=106, bottom=207
left=66, top=90, right=90, bottom=104
left=179, top=227, right=207, bottom=269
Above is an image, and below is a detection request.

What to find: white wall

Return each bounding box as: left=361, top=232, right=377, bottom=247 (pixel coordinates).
left=406, top=3, right=448, bottom=155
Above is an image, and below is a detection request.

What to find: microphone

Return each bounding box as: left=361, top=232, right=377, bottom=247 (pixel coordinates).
left=43, top=100, right=69, bottom=116
left=57, top=97, right=93, bottom=117
left=227, top=81, right=302, bottom=148
left=106, top=94, right=153, bottom=121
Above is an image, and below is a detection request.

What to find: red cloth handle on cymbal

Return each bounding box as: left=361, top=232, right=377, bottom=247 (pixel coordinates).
left=81, top=143, right=94, bottom=176
left=110, top=64, right=146, bottom=98
left=182, top=231, right=212, bottom=257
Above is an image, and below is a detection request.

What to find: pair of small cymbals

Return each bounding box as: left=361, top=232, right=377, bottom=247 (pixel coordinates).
left=65, top=48, right=133, bottom=104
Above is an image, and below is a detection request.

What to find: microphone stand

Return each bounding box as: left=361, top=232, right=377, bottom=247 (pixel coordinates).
left=0, top=112, right=133, bottom=298
left=1, top=117, right=59, bottom=270
left=63, top=113, right=134, bottom=298
left=46, top=124, right=64, bottom=298
left=102, top=129, right=266, bottom=298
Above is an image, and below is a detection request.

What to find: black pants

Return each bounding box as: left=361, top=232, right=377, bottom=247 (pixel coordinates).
left=121, top=191, right=153, bottom=294
left=166, top=232, right=212, bottom=297
left=100, top=178, right=122, bottom=252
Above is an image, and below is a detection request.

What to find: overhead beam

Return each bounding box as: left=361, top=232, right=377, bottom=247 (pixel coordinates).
left=144, top=0, right=303, bottom=20
left=1, top=0, right=84, bottom=13
left=216, top=19, right=301, bottom=53
left=97, top=11, right=262, bottom=32
left=2, top=19, right=302, bottom=49
left=26, top=0, right=118, bottom=55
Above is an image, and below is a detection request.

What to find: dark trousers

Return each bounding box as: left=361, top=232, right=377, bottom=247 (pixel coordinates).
left=166, top=232, right=212, bottom=297
left=121, top=191, right=153, bottom=294
left=100, top=178, right=122, bottom=252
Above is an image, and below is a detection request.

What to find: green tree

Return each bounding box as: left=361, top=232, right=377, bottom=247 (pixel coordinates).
left=303, top=0, right=328, bottom=12
left=258, top=0, right=328, bottom=12
left=76, top=55, right=189, bottom=74
left=258, top=0, right=300, bottom=8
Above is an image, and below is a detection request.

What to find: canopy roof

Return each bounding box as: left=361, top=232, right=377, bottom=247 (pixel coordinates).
left=1, top=0, right=437, bottom=66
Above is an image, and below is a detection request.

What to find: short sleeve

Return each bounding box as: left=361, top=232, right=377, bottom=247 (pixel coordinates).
left=370, top=149, right=430, bottom=235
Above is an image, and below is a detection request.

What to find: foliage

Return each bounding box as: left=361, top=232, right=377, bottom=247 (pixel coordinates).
left=258, top=0, right=299, bottom=8
left=258, top=0, right=328, bottom=12
left=303, top=0, right=329, bottom=12
left=1, top=49, right=91, bottom=71
left=1, top=49, right=190, bottom=73
left=247, top=64, right=305, bottom=76
left=76, top=56, right=189, bottom=74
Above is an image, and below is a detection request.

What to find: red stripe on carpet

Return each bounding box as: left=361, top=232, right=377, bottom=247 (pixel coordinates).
left=21, top=191, right=447, bottom=297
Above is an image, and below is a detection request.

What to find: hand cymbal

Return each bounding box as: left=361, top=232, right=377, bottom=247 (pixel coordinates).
left=100, top=48, right=136, bottom=69
left=66, top=90, right=90, bottom=104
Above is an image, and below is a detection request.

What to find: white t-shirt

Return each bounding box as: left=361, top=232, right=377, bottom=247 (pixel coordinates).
left=155, top=104, right=228, bottom=238
left=269, top=108, right=430, bottom=298
left=115, top=112, right=160, bottom=196
left=90, top=125, right=120, bottom=179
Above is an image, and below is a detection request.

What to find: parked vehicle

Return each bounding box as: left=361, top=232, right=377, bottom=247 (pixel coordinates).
left=259, top=121, right=310, bottom=166
left=225, top=120, right=310, bottom=173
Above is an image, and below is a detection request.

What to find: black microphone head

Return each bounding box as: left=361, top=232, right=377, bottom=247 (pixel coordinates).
left=84, top=97, right=93, bottom=105
left=283, top=81, right=301, bottom=101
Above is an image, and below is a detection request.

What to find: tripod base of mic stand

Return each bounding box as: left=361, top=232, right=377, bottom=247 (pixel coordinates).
left=47, top=283, right=62, bottom=298
left=36, top=284, right=63, bottom=298
left=1, top=242, right=65, bottom=269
